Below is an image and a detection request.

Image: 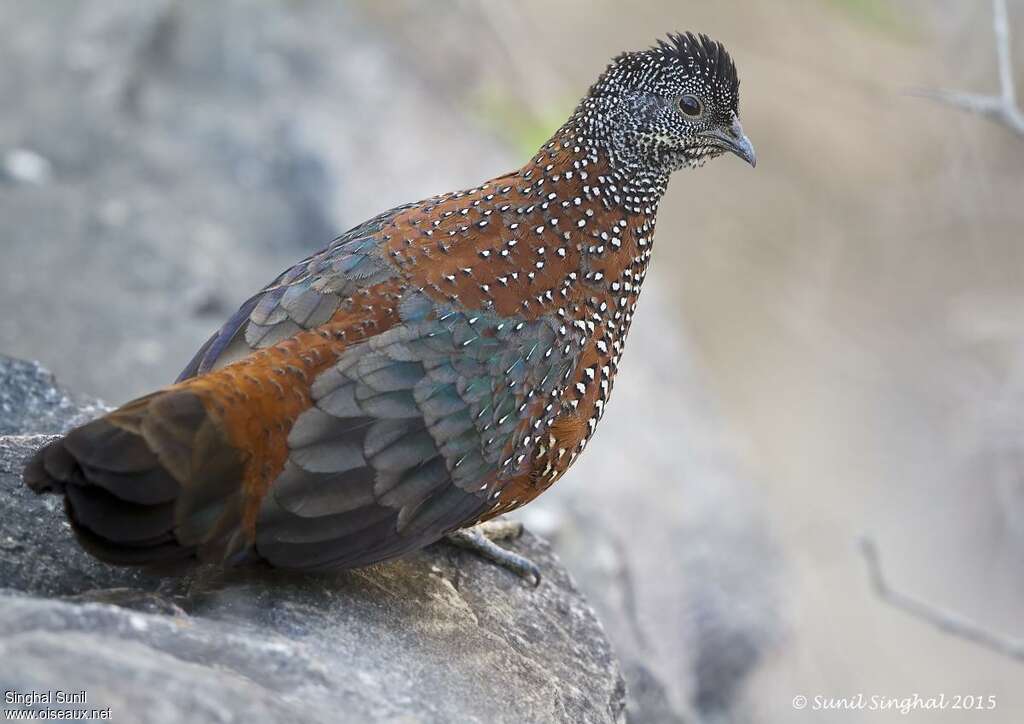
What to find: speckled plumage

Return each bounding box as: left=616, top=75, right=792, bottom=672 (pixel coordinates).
left=24, top=32, right=754, bottom=571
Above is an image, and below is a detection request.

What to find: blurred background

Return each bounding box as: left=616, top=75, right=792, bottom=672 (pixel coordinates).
left=1, top=1, right=1023, bottom=721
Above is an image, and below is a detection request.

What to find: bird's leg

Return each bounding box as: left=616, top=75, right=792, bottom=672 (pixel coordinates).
left=445, top=519, right=541, bottom=587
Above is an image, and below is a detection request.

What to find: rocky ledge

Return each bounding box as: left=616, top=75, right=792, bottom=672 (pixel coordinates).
left=0, top=356, right=626, bottom=723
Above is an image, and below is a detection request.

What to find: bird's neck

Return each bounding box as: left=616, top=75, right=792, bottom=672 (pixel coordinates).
left=382, top=121, right=665, bottom=328
left=523, top=110, right=671, bottom=220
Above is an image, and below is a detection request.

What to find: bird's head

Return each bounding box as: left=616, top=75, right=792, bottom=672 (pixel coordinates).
left=582, top=32, right=755, bottom=175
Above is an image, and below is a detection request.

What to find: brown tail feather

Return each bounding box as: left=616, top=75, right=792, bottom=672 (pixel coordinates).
left=23, top=320, right=360, bottom=569
left=23, top=388, right=248, bottom=567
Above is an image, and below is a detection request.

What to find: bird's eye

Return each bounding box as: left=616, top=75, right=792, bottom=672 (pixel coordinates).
left=678, top=94, right=703, bottom=117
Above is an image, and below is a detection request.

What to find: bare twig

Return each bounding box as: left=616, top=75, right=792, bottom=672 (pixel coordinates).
left=606, top=531, right=652, bottom=652
left=915, top=0, right=1024, bottom=137
left=858, top=537, right=1024, bottom=663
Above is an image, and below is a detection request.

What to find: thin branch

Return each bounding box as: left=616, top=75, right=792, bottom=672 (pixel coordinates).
left=995, top=0, right=1018, bottom=108
left=915, top=0, right=1024, bottom=137
left=858, top=536, right=1024, bottom=663
left=606, top=531, right=651, bottom=652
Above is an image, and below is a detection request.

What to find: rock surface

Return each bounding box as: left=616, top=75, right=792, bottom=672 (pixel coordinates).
left=0, top=357, right=110, bottom=437
left=0, top=356, right=626, bottom=723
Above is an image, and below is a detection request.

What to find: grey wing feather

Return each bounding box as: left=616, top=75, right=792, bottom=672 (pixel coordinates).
left=177, top=204, right=415, bottom=381
left=252, top=292, right=577, bottom=570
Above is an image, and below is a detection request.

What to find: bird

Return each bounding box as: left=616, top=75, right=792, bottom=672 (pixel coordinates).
left=24, top=32, right=755, bottom=584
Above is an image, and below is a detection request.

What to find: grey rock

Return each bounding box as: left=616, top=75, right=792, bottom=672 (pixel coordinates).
left=0, top=357, right=626, bottom=723
left=0, top=358, right=110, bottom=437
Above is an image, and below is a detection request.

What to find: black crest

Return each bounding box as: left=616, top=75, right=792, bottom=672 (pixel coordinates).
left=591, top=32, right=740, bottom=106
left=655, top=32, right=739, bottom=99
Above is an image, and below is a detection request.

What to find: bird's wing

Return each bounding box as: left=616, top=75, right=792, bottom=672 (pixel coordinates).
left=173, top=200, right=579, bottom=570
left=177, top=204, right=416, bottom=381
left=252, top=294, right=575, bottom=570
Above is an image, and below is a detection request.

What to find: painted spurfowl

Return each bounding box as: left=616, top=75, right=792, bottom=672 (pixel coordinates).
left=24, top=32, right=755, bottom=583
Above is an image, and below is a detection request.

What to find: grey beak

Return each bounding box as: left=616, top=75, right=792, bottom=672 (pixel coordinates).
left=704, top=116, right=757, bottom=167
left=727, top=117, right=757, bottom=167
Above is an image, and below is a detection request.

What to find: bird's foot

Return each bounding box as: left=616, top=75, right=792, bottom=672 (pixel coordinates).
left=445, top=519, right=541, bottom=587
